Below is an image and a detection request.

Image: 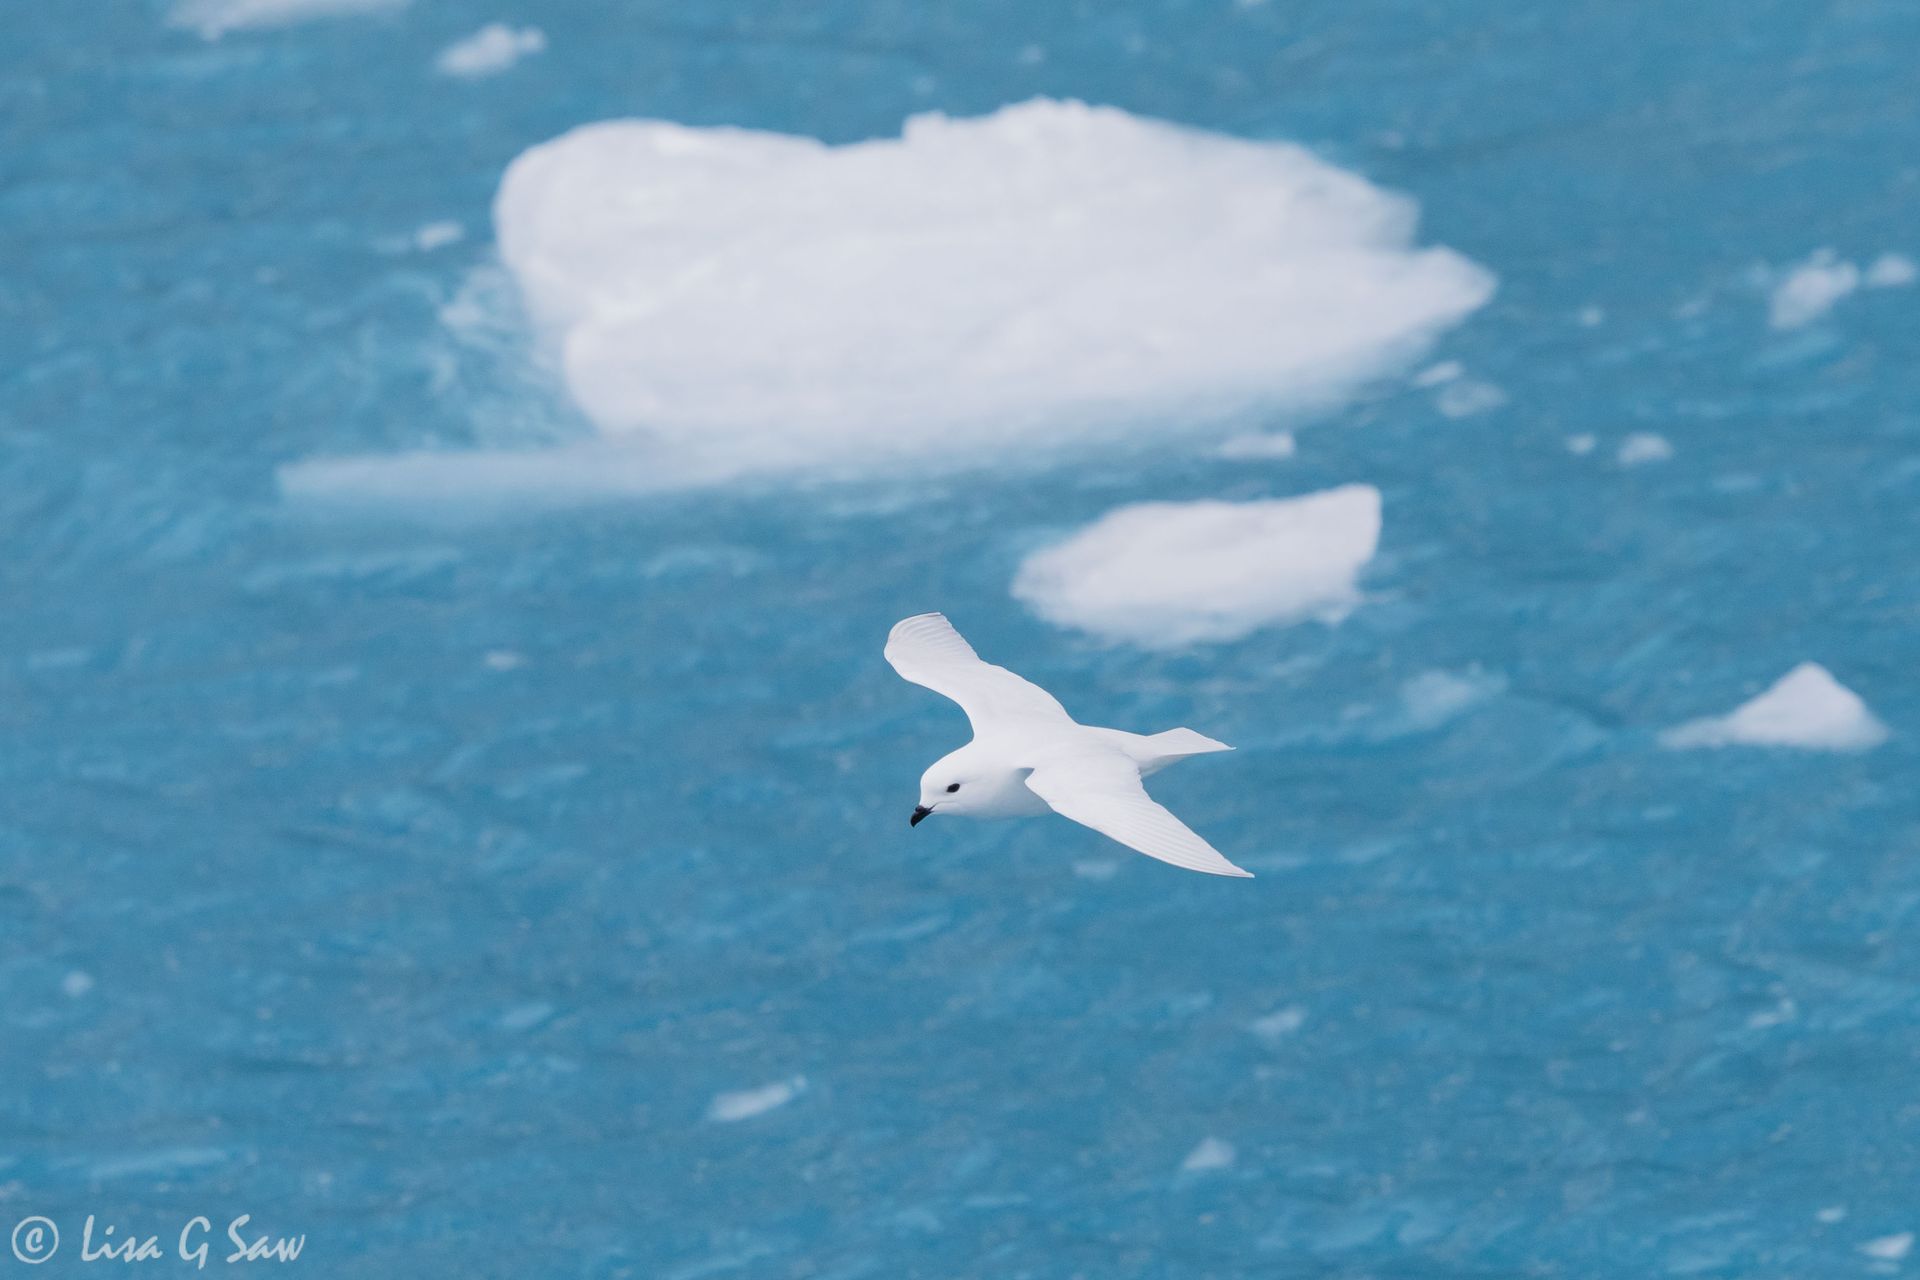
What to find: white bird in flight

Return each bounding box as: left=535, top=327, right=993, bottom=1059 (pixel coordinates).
left=886, top=613, right=1252, bottom=878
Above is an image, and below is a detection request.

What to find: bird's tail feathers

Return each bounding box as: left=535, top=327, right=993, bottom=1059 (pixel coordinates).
left=1119, top=727, right=1234, bottom=776
left=1144, top=727, right=1233, bottom=757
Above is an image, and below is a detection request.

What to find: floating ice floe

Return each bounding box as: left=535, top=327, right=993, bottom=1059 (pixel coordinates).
left=1660, top=663, right=1888, bottom=752
left=707, top=1076, right=808, bottom=1123
left=1769, top=251, right=1859, bottom=329
left=1180, top=1137, right=1237, bottom=1173
left=485, top=99, right=1491, bottom=481
left=1615, top=432, right=1673, bottom=466
left=288, top=101, right=1495, bottom=502
left=1861, top=1233, right=1914, bottom=1262
left=170, top=0, right=405, bottom=38
left=1011, top=485, right=1380, bottom=647
left=1249, top=1006, right=1307, bottom=1039
left=414, top=220, right=465, bottom=251
left=1768, top=248, right=1916, bottom=329
left=1866, top=253, right=1918, bottom=288
left=436, top=23, right=546, bottom=78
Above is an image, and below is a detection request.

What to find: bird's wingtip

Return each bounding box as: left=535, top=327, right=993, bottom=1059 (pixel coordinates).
left=888, top=611, right=947, bottom=638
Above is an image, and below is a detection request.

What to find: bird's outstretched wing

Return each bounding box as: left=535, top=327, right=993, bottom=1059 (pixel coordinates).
left=1025, top=752, right=1252, bottom=878
left=885, top=613, right=1072, bottom=734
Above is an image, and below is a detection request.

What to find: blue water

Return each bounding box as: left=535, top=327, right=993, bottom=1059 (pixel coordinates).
left=7, top=2, right=1920, bottom=1275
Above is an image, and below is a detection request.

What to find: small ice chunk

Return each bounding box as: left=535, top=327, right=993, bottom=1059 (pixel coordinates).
left=1434, top=379, right=1507, bottom=418
left=1819, top=1207, right=1848, bottom=1224
left=1412, top=360, right=1463, bottom=387
left=482, top=649, right=526, bottom=671
left=1180, top=1137, right=1237, bottom=1172
left=61, top=971, right=95, bottom=998
left=435, top=23, right=547, bottom=78
left=413, top=220, right=465, bottom=252
left=708, top=1076, right=807, bottom=1123
left=1012, top=485, right=1381, bottom=647
left=1249, top=1006, right=1307, bottom=1038
left=1566, top=434, right=1597, bottom=455
left=1769, top=249, right=1861, bottom=330
left=1661, top=663, right=1889, bottom=752
left=1071, top=860, right=1119, bottom=881
left=1866, top=253, right=1918, bottom=289
left=170, top=0, right=405, bottom=39
left=1861, top=1233, right=1914, bottom=1262
left=1577, top=305, right=1605, bottom=327
left=1216, top=431, right=1296, bottom=460
left=1616, top=432, right=1673, bottom=466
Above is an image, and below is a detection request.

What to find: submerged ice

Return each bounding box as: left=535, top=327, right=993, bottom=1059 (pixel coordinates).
left=490, top=99, right=1492, bottom=482
left=169, top=0, right=404, bottom=38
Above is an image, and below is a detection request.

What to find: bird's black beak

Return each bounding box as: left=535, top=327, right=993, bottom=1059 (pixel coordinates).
left=910, top=805, right=932, bottom=827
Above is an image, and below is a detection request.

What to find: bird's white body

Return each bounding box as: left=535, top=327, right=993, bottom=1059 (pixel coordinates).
left=885, top=613, right=1251, bottom=878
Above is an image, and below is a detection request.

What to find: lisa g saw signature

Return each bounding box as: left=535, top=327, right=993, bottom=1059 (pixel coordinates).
left=10, top=1215, right=304, bottom=1267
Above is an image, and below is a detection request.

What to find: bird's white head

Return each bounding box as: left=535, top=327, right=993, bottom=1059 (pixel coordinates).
left=910, top=743, right=1010, bottom=825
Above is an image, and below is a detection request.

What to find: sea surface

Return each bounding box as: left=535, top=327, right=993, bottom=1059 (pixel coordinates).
left=5, top=2, right=1920, bottom=1276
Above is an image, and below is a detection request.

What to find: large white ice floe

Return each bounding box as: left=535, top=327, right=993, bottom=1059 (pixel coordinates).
left=1011, top=485, right=1382, bottom=647
left=1660, top=662, right=1889, bottom=752
left=484, top=99, right=1492, bottom=483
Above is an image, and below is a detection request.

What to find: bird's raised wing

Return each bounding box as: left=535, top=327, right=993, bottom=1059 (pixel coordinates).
left=885, top=613, right=1072, bottom=734
left=1025, top=751, right=1252, bottom=878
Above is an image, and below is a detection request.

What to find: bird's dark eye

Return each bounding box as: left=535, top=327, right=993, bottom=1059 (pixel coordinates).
left=946, top=783, right=961, bottom=793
